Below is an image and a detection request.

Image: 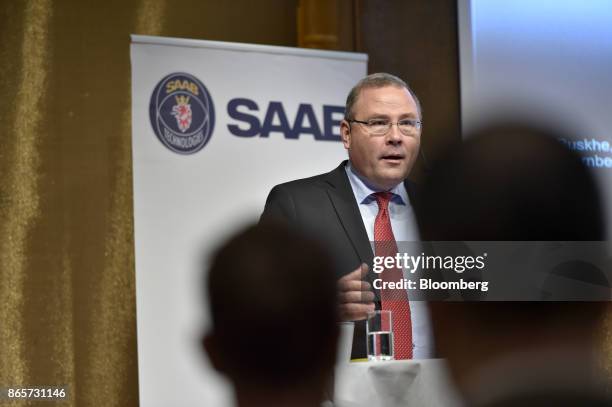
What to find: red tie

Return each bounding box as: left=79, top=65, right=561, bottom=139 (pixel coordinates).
left=373, top=192, right=413, bottom=359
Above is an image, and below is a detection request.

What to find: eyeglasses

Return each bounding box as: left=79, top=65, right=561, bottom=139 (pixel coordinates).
left=347, top=118, right=422, bottom=136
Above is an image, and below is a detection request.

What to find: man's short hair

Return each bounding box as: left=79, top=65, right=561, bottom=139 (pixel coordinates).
left=205, top=222, right=338, bottom=387
left=345, top=72, right=422, bottom=119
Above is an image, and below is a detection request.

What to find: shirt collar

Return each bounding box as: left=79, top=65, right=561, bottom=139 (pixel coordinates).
left=345, top=161, right=407, bottom=205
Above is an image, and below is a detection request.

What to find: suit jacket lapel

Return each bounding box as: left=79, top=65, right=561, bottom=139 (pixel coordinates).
left=324, top=161, right=374, bottom=266
left=404, top=178, right=419, bottom=209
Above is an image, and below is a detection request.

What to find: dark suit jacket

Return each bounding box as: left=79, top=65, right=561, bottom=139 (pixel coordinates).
left=260, top=160, right=420, bottom=358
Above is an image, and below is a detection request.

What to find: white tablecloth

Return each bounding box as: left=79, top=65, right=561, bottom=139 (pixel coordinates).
left=333, top=359, right=463, bottom=407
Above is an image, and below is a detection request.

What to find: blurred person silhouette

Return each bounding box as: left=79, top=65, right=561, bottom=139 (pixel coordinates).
left=416, top=122, right=611, bottom=406
left=202, top=222, right=339, bottom=407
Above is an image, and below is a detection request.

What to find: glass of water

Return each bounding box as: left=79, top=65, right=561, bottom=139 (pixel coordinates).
left=366, top=310, right=394, bottom=361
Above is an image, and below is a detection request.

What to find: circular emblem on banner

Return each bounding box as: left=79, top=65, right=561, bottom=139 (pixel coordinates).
left=149, top=72, right=215, bottom=154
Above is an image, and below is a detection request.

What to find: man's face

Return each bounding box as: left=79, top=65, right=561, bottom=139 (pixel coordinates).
left=340, top=85, right=421, bottom=190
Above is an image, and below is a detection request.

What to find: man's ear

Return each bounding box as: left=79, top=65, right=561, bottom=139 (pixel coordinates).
left=340, top=119, right=351, bottom=150
left=202, top=333, right=226, bottom=373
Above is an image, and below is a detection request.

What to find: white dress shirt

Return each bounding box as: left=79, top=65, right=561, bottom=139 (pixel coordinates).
left=345, top=162, right=433, bottom=359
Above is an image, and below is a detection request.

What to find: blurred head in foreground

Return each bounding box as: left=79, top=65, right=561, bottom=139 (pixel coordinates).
left=417, top=122, right=609, bottom=405
left=417, top=122, right=605, bottom=241
left=203, top=222, right=338, bottom=407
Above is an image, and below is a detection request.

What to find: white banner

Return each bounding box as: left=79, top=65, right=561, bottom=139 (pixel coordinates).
left=130, top=35, right=367, bottom=407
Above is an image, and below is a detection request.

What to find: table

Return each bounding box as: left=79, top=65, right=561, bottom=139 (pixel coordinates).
left=333, top=359, right=463, bottom=407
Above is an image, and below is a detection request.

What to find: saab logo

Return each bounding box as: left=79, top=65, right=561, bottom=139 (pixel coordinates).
left=227, top=99, right=344, bottom=141
left=149, top=72, right=215, bottom=154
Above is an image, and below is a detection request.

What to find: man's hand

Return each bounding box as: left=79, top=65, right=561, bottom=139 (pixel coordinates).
left=337, top=263, right=375, bottom=321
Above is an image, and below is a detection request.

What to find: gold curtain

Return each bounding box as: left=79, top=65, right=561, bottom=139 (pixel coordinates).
left=0, top=0, right=156, bottom=405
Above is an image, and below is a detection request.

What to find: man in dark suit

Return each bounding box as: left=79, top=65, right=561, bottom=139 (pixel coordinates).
left=261, top=73, right=432, bottom=360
